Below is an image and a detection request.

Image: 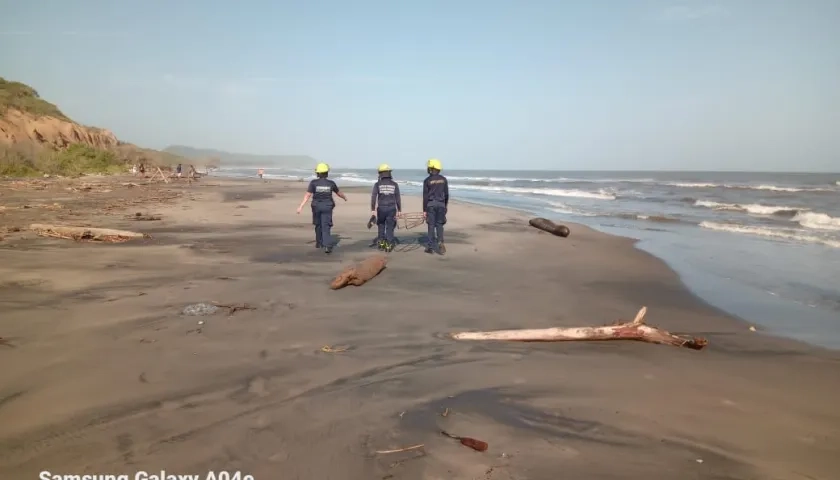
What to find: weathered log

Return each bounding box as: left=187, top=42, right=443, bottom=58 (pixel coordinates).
left=29, top=224, right=149, bottom=242
left=529, top=217, right=570, bottom=237
left=130, top=212, right=162, bottom=221
left=330, top=255, right=388, bottom=289
left=450, top=307, right=707, bottom=350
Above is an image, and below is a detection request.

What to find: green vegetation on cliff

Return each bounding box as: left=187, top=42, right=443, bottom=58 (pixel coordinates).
left=0, top=77, right=189, bottom=178
left=0, top=77, right=69, bottom=120
left=1, top=143, right=124, bottom=177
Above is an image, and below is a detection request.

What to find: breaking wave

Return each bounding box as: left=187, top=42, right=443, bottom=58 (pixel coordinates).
left=449, top=184, right=616, bottom=200
left=547, top=201, right=598, bottom=217
left=694, top=201, right=840, bottom=231
left=700, top=221, right=840, bottom=249
left=792, top=212, right=840, bottom=231
left=668, top=182, right=832, bottom=193
left=694, top=200, right=801, bottom=217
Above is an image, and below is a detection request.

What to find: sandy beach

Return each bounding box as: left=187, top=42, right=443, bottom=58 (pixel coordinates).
left=1, top=175, right=838, bottom=480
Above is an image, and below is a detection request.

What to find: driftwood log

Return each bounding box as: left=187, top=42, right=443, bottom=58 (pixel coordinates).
left=330, top=255, right=388, bottom=289
left=450, top=307, right=707, bottom=350
left=529, top=217, right=570, bottom=237
left=30, top=224, right=149, bottom=242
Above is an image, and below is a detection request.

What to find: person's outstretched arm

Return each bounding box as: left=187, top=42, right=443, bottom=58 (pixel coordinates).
left=297, top=181, right=315, bottom=213
left=444, top=177, right=450, bottom=207
left=333, top=181, right=348, bottom=201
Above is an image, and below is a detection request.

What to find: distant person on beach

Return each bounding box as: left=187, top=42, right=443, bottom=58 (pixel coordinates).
left=138, top=163, right=145, bottom=176
left=370, top=163, right=402, bottom=252
left=423, top=158, right=449, bottom=255
left=258, top=168, right=264, bottom=180
left=187, top=164, right=197, bottom=184
left=176, top=164, right=182, bottom=178
left=296, top=163, right=348, bottom=254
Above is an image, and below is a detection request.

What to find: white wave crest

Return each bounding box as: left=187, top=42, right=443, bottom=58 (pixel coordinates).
left=547, top=201, right=598, bottom=216
left=694, top=200, right=800, bottom=216
left=700, top=221, right=840, bottom=249
left=792, top=212, right=840, bottom=231
left=668, top=182, right=831, bottom=193
left=450, top=184, right=615, bottom=200
left=337, top=175, right=376, bottom=185
left=445, top=175, right=656, bottom=184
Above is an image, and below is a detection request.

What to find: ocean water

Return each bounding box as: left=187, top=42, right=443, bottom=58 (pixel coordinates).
left=221, top=167, right=840, bottom=350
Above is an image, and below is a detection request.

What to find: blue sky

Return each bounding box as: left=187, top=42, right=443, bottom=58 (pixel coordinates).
left=1, top=0, right=838, bottom=171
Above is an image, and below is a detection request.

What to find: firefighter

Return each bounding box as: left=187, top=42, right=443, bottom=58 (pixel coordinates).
left=422, top=158, right=449, bottom=254
left=296, top=163, right=347, bottom=253
left=370, top=164, right=402, bottom=252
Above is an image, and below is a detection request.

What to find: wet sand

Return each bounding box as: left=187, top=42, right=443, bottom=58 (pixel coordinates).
left=1, top=176, right=839, bottom=480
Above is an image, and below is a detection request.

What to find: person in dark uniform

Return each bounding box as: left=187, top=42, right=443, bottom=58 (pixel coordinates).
left=296, top=163, right=347, bottom=254
left=422, top=158, right=449, bottom=255
left=370, top=164, right=402, bottom=252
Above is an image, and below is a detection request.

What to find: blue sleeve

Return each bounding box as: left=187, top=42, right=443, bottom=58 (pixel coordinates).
left=370, top=182, right=378, bottom=210
left=331, top=181, right=339, bottom=193
left=306, top=180, right=315, bottom=194
left=422, top=178, right=429, bottom=212
left=395, top=183, right=402, bottom=211
left=444, top=177, right=449, bottom=206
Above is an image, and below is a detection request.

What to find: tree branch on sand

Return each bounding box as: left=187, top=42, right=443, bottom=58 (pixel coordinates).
left=450, top=307, right=707, bottom=350
left=29, top=224, right=149, bottom=243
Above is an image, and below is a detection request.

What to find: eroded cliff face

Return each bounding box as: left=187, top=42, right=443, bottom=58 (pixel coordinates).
left=0, top=109, right=120, bottom=150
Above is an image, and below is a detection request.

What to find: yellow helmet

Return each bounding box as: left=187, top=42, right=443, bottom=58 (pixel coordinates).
left=314, top=163, right=330, bottom=174
left=427, top=158, right=442, bottom=171
left=378, top=163, right=392, bottom=173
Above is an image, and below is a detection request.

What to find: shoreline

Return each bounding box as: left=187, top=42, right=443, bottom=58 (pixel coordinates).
left=223, top=172, right=840, bottom=352
left=1, top=175, right=839, bottom=479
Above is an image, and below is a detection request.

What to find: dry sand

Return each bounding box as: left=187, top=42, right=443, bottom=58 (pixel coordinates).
left=1, top=175, right=839, bottom=480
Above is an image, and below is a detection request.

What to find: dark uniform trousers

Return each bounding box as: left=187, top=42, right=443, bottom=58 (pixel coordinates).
left=426, top=204, right=447, bottom=246
left=311, top=202, right=334, bottom=247
left=377, top=206, right=398, bottom=243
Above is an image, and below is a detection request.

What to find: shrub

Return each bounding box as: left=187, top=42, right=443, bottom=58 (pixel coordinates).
left=0, top=142, right=127, bottom=178
left=0, top=77, right=70, bottom=120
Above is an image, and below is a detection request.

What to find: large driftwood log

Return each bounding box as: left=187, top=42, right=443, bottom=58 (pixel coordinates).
left=330, top=254, right=388, bottom=289
left=529, top=217, right=571, bottom=237
left=451, top=307, right=707, bottom=350
left=30, top=224, right=149, bottom=242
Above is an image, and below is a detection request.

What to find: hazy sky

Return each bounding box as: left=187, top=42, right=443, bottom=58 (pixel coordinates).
left=1, top=0, right=838, bottom=171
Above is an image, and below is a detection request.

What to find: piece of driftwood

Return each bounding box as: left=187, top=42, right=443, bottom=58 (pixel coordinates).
left=375, top=444, right=424, bottom=454
left=30, top=224, right=150, bottom=243
left=129, top=212, right=162, bottom=221
left=330, top=255, right=388, bottom=289
left=450, top=307, right=707, bottom=350
left=529, top=217, right=570, bottom=237
left=440, top=431, right=489, bottom=452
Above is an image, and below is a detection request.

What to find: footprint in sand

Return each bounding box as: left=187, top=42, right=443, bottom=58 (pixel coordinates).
left=248, top=376, right=269, bottom=397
